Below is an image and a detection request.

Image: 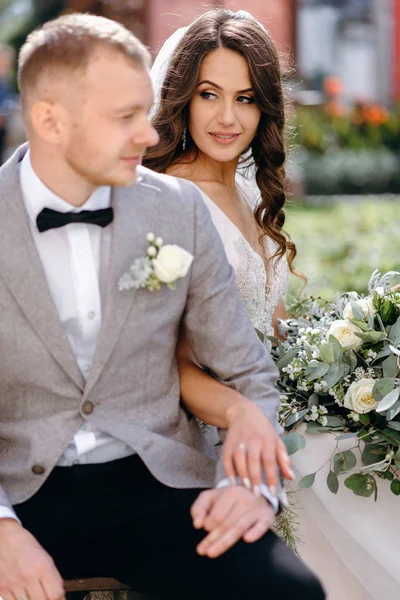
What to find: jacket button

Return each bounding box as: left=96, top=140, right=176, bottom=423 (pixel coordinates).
left=32, top=465, right=45, bottom=475
left=82, top=401, right=94, bottom=415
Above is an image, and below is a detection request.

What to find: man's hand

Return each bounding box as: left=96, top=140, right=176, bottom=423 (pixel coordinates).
left=0, top=519, right=65, bottom=600
left=224, top=402, right=293, bottom=496
left=191, top=486, right=274, bottom=558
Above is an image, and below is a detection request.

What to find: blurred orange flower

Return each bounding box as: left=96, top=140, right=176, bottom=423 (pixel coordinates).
left=363, top=104, right=389, bottom=126
left=325, top=100, right=348, bottom=118
left=323, top=76, right=344, bottom=98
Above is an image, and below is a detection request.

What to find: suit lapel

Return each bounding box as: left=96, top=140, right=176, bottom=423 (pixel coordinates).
left=84, top=176, right=160, bottom=396
left=0, top=147, right=85, bottom=390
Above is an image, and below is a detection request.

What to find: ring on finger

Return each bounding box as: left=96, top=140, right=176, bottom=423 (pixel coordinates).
left=237, top=442, right=247, bottom=451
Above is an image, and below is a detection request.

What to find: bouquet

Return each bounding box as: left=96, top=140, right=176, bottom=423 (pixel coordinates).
left=273, top=270, right=400, bottom=499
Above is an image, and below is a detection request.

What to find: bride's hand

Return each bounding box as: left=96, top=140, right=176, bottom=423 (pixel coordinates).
left=223, top=401, right=294, bottom=496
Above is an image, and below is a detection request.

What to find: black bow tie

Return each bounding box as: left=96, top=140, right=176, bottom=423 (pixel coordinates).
left=36, top=207, right=114, bottom=233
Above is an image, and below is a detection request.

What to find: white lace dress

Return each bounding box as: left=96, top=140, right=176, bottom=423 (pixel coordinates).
left=197, top=187, right=289, bottom=343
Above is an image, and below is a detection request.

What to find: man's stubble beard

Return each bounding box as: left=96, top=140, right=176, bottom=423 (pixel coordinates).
left=65, top=143, right=137, bottom=189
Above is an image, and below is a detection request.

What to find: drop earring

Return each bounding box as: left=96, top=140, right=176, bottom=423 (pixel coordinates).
left=182, top=127, right=187, bottom=151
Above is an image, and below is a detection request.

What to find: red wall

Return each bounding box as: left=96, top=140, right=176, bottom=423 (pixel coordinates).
left=146, top=0, right=295, bottom=62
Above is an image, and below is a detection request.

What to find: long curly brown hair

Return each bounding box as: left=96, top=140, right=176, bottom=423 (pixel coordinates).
left=144, top=8, right=298, bottom=273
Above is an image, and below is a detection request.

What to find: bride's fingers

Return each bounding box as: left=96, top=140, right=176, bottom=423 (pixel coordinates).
left=262, top=444, right=278, bottom=496
left=223, top=441, right=238, bottom=484
left=247, top=441, right=262, bottom=493
left=232, top=442, right=252, bottom=489
left=276, top=437, right=294, bottom=480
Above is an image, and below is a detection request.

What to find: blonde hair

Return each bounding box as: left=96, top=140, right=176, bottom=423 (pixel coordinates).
left=18, top=13, right=150, bottom=109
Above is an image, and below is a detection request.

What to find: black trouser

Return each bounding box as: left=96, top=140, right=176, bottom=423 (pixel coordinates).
left=14, top=455, right=325, bottom=600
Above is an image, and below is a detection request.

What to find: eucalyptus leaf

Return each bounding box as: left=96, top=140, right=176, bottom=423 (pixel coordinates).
left=306, top=422, right=327, bottom=434
left=326, top=416, right=344, bottom=427
left=308, top=393, right=320, bottom=408
left=328, top=335, right=343, bottom=362
left=359, top=414, right=370, bottom=425
left=381, top=428, right=400, bottom=445
left=376, top=387, right=400, bottom=413
left=299, top=473, right=316, bottom=488
left=283, top=432, right=306, bottom=455
left=344, top=473, right=376, bottom=497
left=276, top=347, right=299, bottom=371
left=336, top=432, right=358, bottom=441
left=350, top=301, right=365, bottom=321
left=373, top=378, right=394, bottom=401
left=319, top=343, right=335, bottom=365
left=355, top=331, right=387, bottom=344
left=362, top=444, right=388, bottom=467
left=333, top=450, right=357, bottom=473
left=345, top=349, right=358, bottom=373
left=367, top=308, right=375, bottom=329
left=255, top=328, right=265, bottom=343
left=387, top=420, right=400, bottom=431
left=350, top=318, right=370, bottom=332
left=305, top=362, right=330, bottom=381
left=389, top=316, right=400, bottom=346
left=323, top=364, right=345, bottom=389
left=390, top=479, right=400, bottom=496
left=386, top=401, right=400, bottom=421
left=285, top=408, right=309, bottom=428
left=327, top=470, right=339, bottom=494
left=383, top=354, right=397, bottom=378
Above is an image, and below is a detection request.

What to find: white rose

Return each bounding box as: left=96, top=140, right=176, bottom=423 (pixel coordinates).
left=153, top=244, right=193, bottom=284
left=327, top=320, right=362, bottom=351
left=146, top=232, right=155, bottom=242
left=343, top=297, right=374, bottom=321
left=343, top=378, right=378, bottom=414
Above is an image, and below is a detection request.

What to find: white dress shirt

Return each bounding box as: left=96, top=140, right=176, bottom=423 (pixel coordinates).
left=0, top=151, right=278, bottom=521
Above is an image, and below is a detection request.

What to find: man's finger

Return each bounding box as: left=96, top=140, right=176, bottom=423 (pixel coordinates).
left=243, top=514, right=272, bottom=543
left=276, top=438, right=294, bottom=480
left=200, top=511, right=257, bottom=558
left=25, top=578, right=48, bottom=600
left=41, top=564, right=65, bottom=600
left=190, top=489, right=217, bottom=529
left=203, top=495, right=237, bottom=533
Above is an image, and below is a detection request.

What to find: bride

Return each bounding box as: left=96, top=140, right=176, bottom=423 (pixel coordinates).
left=144, top=8, right=392, bottom=600
left=145, top=8, right=295, bottom=505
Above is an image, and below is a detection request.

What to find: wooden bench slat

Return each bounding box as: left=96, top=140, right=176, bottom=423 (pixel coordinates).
left=64, top=578, right=130, bottom=592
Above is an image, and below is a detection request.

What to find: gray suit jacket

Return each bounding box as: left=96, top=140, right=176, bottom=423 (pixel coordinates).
left=0, top=144, right=281, bottom=512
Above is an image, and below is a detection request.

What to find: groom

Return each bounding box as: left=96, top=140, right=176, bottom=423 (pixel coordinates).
left=0, top=13, right=324, bottom=600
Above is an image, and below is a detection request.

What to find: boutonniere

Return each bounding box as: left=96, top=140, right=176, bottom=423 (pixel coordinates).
left=118, top=233, right=194, bottom=292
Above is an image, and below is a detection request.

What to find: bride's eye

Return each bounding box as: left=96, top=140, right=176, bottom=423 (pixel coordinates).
left=237, top=96, right=255, bottom=104
left=200, top=91, right=217, bottom=100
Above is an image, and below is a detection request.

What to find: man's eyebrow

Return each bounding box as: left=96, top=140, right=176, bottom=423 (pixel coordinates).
left=114, top=104, right=146, bottom=113
left=197, top=80, right=253, bottom=94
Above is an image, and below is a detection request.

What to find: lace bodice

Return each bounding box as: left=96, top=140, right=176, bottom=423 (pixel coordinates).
left=197, top=186, right=290, bottom=344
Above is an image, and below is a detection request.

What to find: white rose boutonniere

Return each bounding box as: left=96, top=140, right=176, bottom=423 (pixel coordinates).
left=343, top=378, right=379, bottom=414
left=118, top=233, right=193, bottom=292
left=326, top=319, right=363, bottom=351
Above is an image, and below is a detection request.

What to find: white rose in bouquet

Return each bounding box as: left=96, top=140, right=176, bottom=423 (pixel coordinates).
left=343, top=297, right=375, bottom=321
left=343, top=378, right=379, bottom=414
left=153, top=244, right=194, bottom=284
left=327, top=320, right=363, bottom=351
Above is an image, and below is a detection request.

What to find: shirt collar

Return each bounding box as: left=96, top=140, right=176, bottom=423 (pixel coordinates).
left=19, top=149, right=111, bottom=226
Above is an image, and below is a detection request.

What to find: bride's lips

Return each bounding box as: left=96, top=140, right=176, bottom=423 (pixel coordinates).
left=209, top=132, right=241, bottom=145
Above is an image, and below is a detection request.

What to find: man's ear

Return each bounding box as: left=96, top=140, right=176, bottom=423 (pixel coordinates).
left=30, top=101, right=68, bottom=145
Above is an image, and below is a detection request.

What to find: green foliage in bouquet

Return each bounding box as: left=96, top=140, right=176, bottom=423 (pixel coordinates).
left=272, top=270, right=400, bottom=499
